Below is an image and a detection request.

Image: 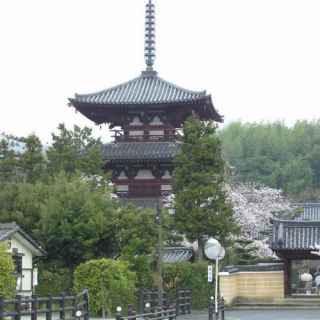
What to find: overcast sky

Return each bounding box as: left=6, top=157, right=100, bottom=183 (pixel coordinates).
left=1, top=0, right=319, bottom=144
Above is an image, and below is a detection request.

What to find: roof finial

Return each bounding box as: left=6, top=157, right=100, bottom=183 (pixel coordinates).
left=145, top=0, right=156, bottom=71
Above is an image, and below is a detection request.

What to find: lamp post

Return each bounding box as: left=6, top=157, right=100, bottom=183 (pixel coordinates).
left=204, top=238, right=225, bottom=320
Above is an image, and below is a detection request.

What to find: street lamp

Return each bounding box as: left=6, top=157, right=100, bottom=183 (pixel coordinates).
left=204, top=238, right=225, bottom=318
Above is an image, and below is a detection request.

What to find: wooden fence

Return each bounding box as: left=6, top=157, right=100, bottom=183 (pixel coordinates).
left=0, top=290, right=89, bottom=320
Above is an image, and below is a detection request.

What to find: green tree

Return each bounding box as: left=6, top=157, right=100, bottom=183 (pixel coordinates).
left=18, top=134, right=46, bottom=183
left=233, top=239, right=259, bottom=265
left=0, top=243, right=16, bottom=298
left=173, top=117, right=238, bottom=260
left=37, top=173, right=117, bottom=269
left=47, top=124, right=103, bottom=177
left=0, top=134, right=19, bottom=182
left=74, top=259, right=136, bottom=316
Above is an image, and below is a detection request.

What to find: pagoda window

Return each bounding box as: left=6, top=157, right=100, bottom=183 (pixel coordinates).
left=135, top=169, right=154, bottom=180
left=161, top=185, right=172, bottom=191
left=129, top=130, right=144, bottom=137
left=162, top=170, right=172, bottom=179
left=130, top=116, right=143, bottom=126
left=149, top=130, right=164, bottom=136
left=117, top=185, right=129, bottom=192
left=117, top=171, right=128, bottom=180
left=150, top=116, right=163, bottom=126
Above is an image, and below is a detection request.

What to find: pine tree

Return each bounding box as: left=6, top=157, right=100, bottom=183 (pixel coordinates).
left=173, top=117, right=238, bottom=260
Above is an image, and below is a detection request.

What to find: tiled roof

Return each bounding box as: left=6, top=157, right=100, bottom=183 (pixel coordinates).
left=72, top=71, right=207, bottom=105
left=294, top=203, right=320, bottom=221
left=0, top=222, right=19, bottom=241
left=0, top=222, right=46, bottom=255
left=103, top=141, right=181, bottom=161
left=271, top=219, right=320, bottom=250
left=162, top=247, right=194, bottom=263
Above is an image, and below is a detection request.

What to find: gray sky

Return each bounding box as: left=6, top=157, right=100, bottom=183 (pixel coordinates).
left=1, top=0, right=319, bottom=144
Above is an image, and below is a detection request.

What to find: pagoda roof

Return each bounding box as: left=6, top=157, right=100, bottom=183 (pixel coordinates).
left=103, top=141, right=181, bottom=161
left=271, top=218, right=320, bottom=251
left=69, top=72, right=222, bottom=124
left=72, top=71, right=207, bottom=106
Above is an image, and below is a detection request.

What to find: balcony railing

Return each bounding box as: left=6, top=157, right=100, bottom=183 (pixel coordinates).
left=112, top=130, right=180, bottom=142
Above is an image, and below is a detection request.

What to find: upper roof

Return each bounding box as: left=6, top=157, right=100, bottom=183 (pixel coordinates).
left=103, top=141, right=181, bottom=161
left=69, top=1, right=223, bottom=125
left=72, top=71, right=207, bottom=106
left=0, top=222, right=46, bottom=256
left=162, top=247, right=194, bottom=263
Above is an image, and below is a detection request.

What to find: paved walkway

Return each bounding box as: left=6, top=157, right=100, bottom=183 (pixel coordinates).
left=182, top=309, right=320, bottom=320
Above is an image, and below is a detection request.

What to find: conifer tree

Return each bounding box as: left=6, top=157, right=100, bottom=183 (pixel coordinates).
left=173, top=117, right=238, bottom=260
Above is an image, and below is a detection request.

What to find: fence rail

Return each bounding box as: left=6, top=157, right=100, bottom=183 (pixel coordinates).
left=0, top=290, right=89, bottom=320
left=117, top=305, right=176, bottom=320
left=138, top=288, right=191, bottom=316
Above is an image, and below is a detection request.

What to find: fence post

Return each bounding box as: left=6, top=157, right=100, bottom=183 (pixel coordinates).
left=116, top=306, right=122, bottom=320
left=208, top=296, right=214, bottom=320
left=83, top=290, right=89, bottom=320
left=31, top=295, right=38, bottom=320
left=46, top=295, right=52, bottom=320
left=59, top=293, right=65, bottom=320
left=175, top=289, right=179, bottom=316
left=0, top=296, right=4, bottom=320
left=14, top=295, right=21, bottom=320
left=188, top=289, right=192, bottom=314
left=139, top=288, right=144, bottom=314
left=221, top=297, right=225, bottom=320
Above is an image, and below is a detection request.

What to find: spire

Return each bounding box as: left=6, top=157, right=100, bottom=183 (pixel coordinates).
left=145, top=0, right=156, bottom=71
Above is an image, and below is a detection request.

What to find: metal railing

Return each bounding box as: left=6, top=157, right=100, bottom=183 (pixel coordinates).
left=208, top=297, right=225, bottom=320
left=0, top=290, right=89, bottom=320
left=116, top=304, right=176, bottom=320
left=138, top=288, right=192, bottom=316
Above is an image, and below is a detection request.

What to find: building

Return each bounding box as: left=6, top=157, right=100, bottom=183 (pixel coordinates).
left=0, top=222, right=46, bottom=296
left=271, top=203, right=320, bottom=296
left=69, top=0, right=222, bottom=207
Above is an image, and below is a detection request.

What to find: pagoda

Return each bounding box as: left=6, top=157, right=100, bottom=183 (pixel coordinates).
left=69, top=0, right=222, bottom=206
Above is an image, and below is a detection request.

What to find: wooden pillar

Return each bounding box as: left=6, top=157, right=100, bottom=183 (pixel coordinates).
left=283, top=257, right=291, bottom=296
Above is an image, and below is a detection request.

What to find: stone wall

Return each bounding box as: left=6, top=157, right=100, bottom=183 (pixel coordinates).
left=220, top=264, right=284, bottom=305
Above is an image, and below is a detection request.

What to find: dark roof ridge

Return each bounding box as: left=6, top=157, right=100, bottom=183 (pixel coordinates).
left=0, top=222, right=46, bottom=255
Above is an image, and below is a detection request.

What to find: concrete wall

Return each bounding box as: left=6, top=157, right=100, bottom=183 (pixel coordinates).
left=220, top=271, right=284, bottom=305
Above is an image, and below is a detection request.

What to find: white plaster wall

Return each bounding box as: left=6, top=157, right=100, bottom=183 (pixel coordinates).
left=135, top=169, right=154, bottom=180
left=130, top=116, right=143, bottom=126
left=10, top=238, right=33, bottom=269
left=9, top=237, right=34, bottom=294
left=162, top=170, right=172, bottom=179
left=118, top=171, right=128, bottom=180
left=149, top=130, right=164, bottom=136
left=150, top=116, right=163, bottom=125
left=117, top=185, right=129, bottom=192
left=129, top=130, right=144, bottom=136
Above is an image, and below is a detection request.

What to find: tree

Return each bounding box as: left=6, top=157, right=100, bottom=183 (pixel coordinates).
left=233, top=238, right=259, bottom=265
left=37, top=172, right=118, bottom=269
left=18, top=134, right=46, bottom=183
left=0, top=243, right=16, bottom=298
left=47, top=124, right=103, bottom=177
left=0, top=134, right=19, bottom=182
left=74, top=259, right=136, bottom=316
left=220, top=120, right=320, bottom=200
left=173, top=117, right=238, bottom=260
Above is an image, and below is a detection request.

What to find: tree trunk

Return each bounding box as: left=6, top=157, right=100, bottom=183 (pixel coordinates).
left=196, top=237, right=204, bottom=261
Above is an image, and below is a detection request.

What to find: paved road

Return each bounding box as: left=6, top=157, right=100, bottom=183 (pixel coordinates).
left=182, top=309, right=320, bottom=320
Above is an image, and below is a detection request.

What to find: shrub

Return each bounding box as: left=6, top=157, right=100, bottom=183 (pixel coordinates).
left=163, top=262, right=211, bottom=309
left=0, top=243, right=16, bottom=298
left=74, top=259, right=136, bottom=316
left=36, top=266, right=73, bottom=296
